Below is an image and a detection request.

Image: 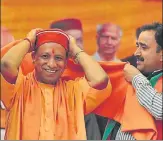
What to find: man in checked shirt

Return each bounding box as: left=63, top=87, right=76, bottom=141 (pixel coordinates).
left=112, top=22, right=163, bottom=140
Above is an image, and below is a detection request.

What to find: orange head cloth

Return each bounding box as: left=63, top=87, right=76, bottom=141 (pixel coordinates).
left=35, top=29, right=70, bottom=51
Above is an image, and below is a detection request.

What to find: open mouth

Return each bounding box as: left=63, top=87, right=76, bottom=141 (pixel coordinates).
left=44, top=69, right=58, bottom=73
left=136, top=59, right=143, bottom=65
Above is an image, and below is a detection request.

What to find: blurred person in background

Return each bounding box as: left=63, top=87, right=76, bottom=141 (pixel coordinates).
left=93, top=23, right=122, bottom=62
left=93, top=23, right=137, bottom=139
left=93, top=23, right=122, bottom=139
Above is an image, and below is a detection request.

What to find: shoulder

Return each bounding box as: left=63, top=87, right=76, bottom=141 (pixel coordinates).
left=92, top=52, right=101, bottom=61
left=155, top=75, right=162, bottom=93
left=61, top=77, right=86, bottom=87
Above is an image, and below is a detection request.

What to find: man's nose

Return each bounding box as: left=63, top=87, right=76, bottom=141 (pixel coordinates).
left=47, top=58, right=57, bottom=68
left=107, top=37, right=112, bottom=45
left=134, top=47, right=141, bottom=56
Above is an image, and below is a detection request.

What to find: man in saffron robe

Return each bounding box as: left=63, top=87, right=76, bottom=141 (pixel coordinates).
left=1, top=28, right=112, bottom=140
left=50, top=18, right=101, bottom=140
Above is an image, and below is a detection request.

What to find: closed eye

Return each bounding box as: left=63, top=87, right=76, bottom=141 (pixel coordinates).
left=140, top=45, right=148, bottom=50
left=41, top=54, right=49, bottom=59
left=111, top=37, right=117, bottom=40
left=55, top=56, right=63, bottom=61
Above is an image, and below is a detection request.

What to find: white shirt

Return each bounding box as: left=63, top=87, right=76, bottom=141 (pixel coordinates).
left=92, top=52, right=121, bottom=62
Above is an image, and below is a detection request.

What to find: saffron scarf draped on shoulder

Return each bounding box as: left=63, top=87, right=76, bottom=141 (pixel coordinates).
left=1, top=40, right=158, bottom=140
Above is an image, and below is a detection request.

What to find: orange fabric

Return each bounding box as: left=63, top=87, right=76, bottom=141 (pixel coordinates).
left=1, top=69, right=111, bottom=140
left=155, top=76, right=162, bottom=93
left=0, top=109, right=6, bottom=128
left=1, top=40, right=162, bottom=140
left=0, top=71, right=16, bottom=129
left=62, top=60, right=161, bottom=140
left=120, top=85, right=157, bottom=140
left=154, top=77, right=162, bottom=140
left=38, top=83, right=55, bottom=140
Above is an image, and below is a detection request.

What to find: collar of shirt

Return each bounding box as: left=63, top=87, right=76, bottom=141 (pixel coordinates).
left=92, top=52, right=120, bottom=62
left=147, top=69, right=163, bottom=80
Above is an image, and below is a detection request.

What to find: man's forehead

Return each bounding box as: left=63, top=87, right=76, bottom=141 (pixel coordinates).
left=38, top=42, right=65, bottom=51
left=138, top=30, right=156, bottom=44
left=99, top=24, right=120, bottom=36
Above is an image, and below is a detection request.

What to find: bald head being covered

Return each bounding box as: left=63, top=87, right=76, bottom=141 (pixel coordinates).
left=50, top=18, right=83, bottom=49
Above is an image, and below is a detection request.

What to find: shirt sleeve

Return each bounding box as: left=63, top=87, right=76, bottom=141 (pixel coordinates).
left=132, top=74, right=163, bottom=120
left=77, top=77, right=112, bottom=115
left=1, top=68, right=24, bottom=110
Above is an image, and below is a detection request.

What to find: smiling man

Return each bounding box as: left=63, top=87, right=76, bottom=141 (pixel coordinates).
left=112, top=22, right=163, bottom=140
left=1, top=28, right=111, bottom=140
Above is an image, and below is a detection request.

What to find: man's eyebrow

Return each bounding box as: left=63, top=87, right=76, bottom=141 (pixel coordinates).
left=137, top=42, right=148, bottom=47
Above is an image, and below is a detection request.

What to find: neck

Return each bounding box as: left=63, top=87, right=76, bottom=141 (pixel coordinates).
left=142, top=69, right=163, bottom=78
left=98, top=51, right=116, bottom=61
left=34, top=71, right=57, bottom=86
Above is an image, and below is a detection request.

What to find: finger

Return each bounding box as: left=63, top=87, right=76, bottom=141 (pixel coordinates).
left=126, top=61, right=131, bottom=65
left=35, top=28, right=43, bottom=32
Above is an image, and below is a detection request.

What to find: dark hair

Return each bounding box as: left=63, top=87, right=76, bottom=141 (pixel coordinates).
left=136, top=22, right=163, bottom=52
left=155, top=25, right=163, bottom=52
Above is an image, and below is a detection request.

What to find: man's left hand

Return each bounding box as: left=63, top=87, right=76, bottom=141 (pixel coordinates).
left=124, top=64, right=141, bottom=82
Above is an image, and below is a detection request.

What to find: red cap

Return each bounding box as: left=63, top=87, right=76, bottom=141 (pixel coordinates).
left=50, top=18, right=82, bottom=31
left=36, top=29, right=69, bottom=51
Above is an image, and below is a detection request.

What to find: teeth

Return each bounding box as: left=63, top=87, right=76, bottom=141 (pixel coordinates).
left=46, top=69, right=56, bottom=73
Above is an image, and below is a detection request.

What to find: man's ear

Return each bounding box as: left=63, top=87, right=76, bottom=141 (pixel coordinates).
left=64, top=59, right=68, bottom=68
left=31, top=51, right=36, bottom=63
left=160, top=50, right=163, bottom=62
left=96, top=34, right=100, bottom=45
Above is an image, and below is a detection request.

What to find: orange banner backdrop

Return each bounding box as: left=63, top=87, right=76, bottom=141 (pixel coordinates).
left=1, top=0, right=162, bottom=58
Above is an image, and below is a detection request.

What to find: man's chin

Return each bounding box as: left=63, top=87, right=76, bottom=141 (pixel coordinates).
left=137, top=65, right=144, bottom=72
left=103, top=50, right=115, bottom=55
left=42, top=78, right=59, bottom=85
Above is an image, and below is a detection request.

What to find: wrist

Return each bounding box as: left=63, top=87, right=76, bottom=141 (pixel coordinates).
left=70, top=46, right=82, bottom=57
left=73, top=50, right=85, bottom=64
left=24, top=38, right=33, bottom=52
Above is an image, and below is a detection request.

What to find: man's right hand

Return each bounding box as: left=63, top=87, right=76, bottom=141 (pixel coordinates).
left=68, top=35, right=82, bottom=58
left=26, top=28, right=43, bottom=51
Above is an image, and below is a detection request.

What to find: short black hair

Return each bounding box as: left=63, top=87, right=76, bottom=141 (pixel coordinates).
left=155, top=25, right=163, bottom=51
left=136, top=22, right=163, bottom=52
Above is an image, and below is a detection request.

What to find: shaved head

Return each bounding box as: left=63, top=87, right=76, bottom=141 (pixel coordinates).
left=97, top=23, right=122, bottom=38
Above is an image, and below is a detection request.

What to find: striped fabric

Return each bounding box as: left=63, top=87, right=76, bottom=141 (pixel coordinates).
left=115, top=73, right=162, bottom=140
